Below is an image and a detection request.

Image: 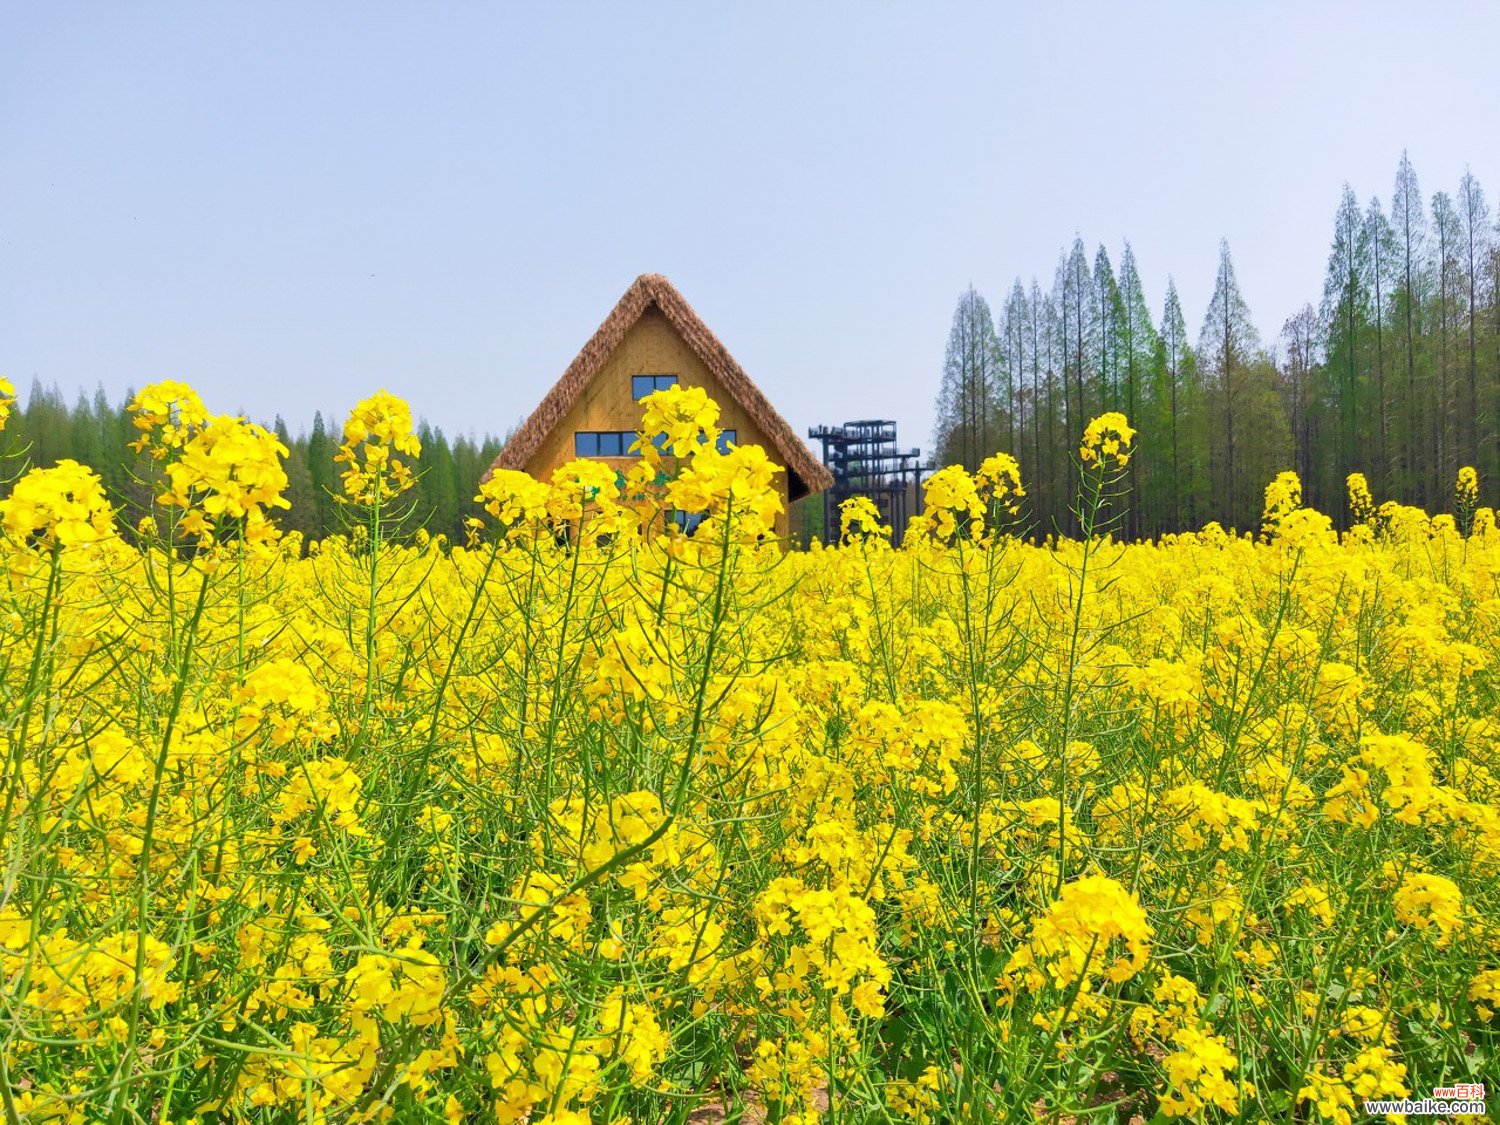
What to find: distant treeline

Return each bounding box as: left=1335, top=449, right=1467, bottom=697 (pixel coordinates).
left=933, top=154, right=1500, bottom=536
left=1, top=382, right=506, bottom=544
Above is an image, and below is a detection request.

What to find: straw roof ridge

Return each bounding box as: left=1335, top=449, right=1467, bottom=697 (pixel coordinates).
left=488, top=274, right=833, bottom=495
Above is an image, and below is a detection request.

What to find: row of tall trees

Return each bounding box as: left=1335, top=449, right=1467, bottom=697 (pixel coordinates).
left=933, top=154, right=1499, bottom=536
left=0, top=382, right=504, bottom=545
left=1306, top=155, right=1497, bottom=516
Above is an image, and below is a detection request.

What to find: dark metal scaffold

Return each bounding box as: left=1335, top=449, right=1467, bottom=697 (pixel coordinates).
left=808, top=420, right=925, bottom=545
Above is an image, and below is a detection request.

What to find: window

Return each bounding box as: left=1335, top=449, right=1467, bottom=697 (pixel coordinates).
left=632, top=374, right=679, bottom=400
left=574, top=431, right=638, bottom=457
left=574, top=428, right=708, bottom=458
left=716, top=429, right=736, bottom=454
left=670, top=510, right=706, bottom=534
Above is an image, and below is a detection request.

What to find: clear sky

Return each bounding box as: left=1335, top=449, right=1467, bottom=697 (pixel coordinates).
left=4, top=3, right=1498, bottom=455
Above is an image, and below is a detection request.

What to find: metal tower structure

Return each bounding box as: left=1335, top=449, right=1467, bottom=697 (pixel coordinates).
left=807, top=420, right=925, bottom=545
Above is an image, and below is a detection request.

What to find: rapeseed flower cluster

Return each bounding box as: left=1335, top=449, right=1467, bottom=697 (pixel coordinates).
left=1, top=387, right=1497, bottom=1122
left=1347, top=471, right=1375, bottom=528
left=839, top=495, right=889, bottom=546
left=336, top=388, right=422, bottom=503
left=1457, top=464, right=1480, bottom=509
left=127, top=378, right=209, bottom=454
left=126, top=382, right=293, bottom=549
left=1079, top=410, right=1135, bottom=466
left=0, top=459, right=116, bottom=549
left=0, top=375, right=15, bottom=430
left=1261, top=469, right=1304, bottom=538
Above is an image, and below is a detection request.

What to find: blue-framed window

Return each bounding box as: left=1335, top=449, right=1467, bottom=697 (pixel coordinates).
left=575, top=431, right=639, bottom=457
left=670, top=510, right=706, bottom=534
left=632, top=374, right=679, bottom=400
left=575, top=429, right=709, bottom=457
left=715, top=429, right=737, bottom=454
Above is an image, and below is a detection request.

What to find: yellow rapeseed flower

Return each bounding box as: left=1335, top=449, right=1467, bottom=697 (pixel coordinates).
left=1079, top=411, right=1135, bottom=466
left=0, top=460, right=116, bottom=548
left=335, top=389, right=422, bottom=503
left=0, top=375, right=15, bottom=430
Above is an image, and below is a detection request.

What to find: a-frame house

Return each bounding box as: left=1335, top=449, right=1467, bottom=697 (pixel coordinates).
left=488, top=274, right=832, bottom=536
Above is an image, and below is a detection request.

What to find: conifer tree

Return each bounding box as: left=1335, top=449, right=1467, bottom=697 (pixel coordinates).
left=305, top=411, right=337, bottom=538
left=1154, top=280, right=1200, bottom=530
left=933, top=286, right=1002, bottom=469
left=1279, top=305, right=1321, bottom=507
left=1027, top=280, right=1053, bottom=532
left=1391, top=152, right=1428, bottom=503
left=1115, top=244, right=1158, bottom=536
left=1060, top=239, right=1093, bottom=436
left=274, top=416, right=318, bottom=540
left=1457, top=171, right=1490, bottom=469
left=1199, top=240, right=1262, bottom=524
left=1321, top=185, right=1367, bottom=488
left=1001, top=281, right=1029, bottom=457
left=1363, top=197, right=1396, bottom=481
left=1433, top=190, right=1463, bottom=481
left=1092, top=246, right=1123, bottom=414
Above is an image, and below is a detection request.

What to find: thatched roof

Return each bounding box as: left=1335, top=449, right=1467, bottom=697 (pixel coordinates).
left=488, top=274, right=832, bottom=498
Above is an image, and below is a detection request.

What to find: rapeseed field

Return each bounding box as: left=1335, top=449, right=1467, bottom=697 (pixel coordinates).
left=1, top=378, right=1495, bottom=1123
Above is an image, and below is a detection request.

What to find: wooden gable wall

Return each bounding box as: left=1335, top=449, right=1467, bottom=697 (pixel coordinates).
left=520, top=305, right=792, bottom=533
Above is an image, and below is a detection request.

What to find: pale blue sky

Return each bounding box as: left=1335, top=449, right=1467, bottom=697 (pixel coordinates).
left=3, top=3, right=1497, bottom=453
